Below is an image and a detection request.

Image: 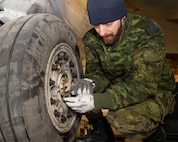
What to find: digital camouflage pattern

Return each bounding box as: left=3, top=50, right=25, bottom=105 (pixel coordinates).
left=83, top=13, right=176, bottom=140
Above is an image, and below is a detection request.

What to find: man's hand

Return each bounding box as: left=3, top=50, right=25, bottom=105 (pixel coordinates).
left=63, top=78, right=95, bottom=113
left=71, top=78, right=95, bottom=96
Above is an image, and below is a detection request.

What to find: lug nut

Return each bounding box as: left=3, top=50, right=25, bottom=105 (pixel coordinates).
left=61, top=115, right=67, bottom=123
left=58, top=54, right=63, bottom=60
left=67, top=112, right=73, bottom=118
left=50, top=98, right=56, bottom=105
left=72, top=73, right=77, bottom=78
left=52, top=64, right=61, bottom=71
left=54, top=110, right=60, bottom=117
left=49, top=79, right=55, bottom=86
left=70, top=61, right=74, bottom=67
left=63, top=54, right=68, bottom=60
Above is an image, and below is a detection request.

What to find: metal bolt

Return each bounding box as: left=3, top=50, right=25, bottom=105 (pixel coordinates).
left=72, top=73, right=77, bottom=78
left=58, top=54, right=63, bottom=60
left=52, top=64, right=61, bottom=71
left=63, top=54, right=68, bottom=60
left=61, top=115, right=67, bottom=123
left=54, top=110, right=60, bottom=117
left=50, top=98, right=56, bottom=105
left=49, top=79, right=55, bottom=86
left=70, top=61, right=74, bottom=67
left=67, top=111, right=73, bottom=118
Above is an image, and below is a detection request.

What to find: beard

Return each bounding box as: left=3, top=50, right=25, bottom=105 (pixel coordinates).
left=101, top=22, right=123, bottom=46
left=102, top=33, right=119, bottom=46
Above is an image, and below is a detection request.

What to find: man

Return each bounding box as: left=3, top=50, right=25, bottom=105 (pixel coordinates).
left=64, top=0, right=176, bottom=141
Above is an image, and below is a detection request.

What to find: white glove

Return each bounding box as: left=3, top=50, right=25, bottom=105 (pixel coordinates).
left=63, top=80, right=95, bottom=113
left=71, top=78, right=95, bottom=96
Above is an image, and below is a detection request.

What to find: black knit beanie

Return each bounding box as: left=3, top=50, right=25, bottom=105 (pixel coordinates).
left=87, top=0, right=127, bottom=25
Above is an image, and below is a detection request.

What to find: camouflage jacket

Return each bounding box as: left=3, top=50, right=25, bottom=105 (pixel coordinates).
left=83, top=13, right=176, bottom=111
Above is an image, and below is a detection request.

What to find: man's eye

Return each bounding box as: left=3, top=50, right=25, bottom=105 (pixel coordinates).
left=93, top=25, right=99, bottom=28
left=106, top=22, right=112, bottom=26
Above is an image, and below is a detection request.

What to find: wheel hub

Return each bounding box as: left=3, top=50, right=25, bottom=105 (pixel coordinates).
left=45, top=43, right=81, bottom=133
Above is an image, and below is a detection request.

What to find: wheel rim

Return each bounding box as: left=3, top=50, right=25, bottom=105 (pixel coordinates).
left=45, top=43, right=81, bottom=133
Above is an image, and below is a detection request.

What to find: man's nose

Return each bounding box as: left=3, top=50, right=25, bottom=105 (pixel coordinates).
left=98, top=25, right=107, bottom=37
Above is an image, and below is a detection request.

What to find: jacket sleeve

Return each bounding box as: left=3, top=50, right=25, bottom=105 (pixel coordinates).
left=83, top=32, right=111, bottom=93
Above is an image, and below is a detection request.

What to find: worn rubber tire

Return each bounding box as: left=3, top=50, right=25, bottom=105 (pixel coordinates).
left=0, top=14, right=82, bottom=142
